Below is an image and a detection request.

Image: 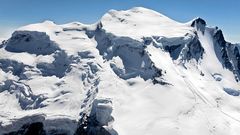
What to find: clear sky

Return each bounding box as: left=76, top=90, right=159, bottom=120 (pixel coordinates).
left=0, top=0, right=239, bottom=43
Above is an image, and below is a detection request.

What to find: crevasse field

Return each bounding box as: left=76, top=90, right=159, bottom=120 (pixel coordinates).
left=0, top=7, right=240, bottom=135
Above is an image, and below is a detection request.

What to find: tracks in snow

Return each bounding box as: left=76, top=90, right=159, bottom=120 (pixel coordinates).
left=72, top=53, right=101, bottom=118
left=174, top=64, right=240, bottom=124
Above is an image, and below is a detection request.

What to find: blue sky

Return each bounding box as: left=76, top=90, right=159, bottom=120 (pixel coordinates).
left=0, top=0, right=239, bottom=43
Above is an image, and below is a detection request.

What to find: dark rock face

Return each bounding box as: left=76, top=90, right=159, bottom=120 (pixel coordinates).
left=234, top=47, right=240, bottom=70
left=184, top=36, right=204, bottom=61
left=4, top=122, right=46, bottom=135
left=191, top=18, right=206, bottom=27
left=214, top=30, right=227, bottom=45
left=213, top=30, right=232, bottom=70
left=191, top=18, right=206, bottom=34
left=152, top=34, right=204, bottom=62
left=233, top=46, right=240, bottom=81
left=213, top=29, right=240, bottom=81
left=164, top=44, right=183, bottom=60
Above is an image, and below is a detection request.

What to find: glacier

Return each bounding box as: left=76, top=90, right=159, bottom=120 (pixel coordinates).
left=0, top=7, right=240, bottom=135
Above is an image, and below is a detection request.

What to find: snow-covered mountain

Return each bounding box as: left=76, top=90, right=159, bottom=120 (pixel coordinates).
left=0, top=7, right=240, bottom=135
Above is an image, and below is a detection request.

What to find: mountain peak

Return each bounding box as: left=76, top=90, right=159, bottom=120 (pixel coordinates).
left=101, top=7, right=193, bottom=40
left=1, top=7, right=240, bottom=135
left=190, top=17, right=206, bottom=33
left=191, top=17, right=206, bottom=26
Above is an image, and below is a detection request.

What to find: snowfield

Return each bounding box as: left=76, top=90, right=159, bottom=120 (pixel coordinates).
left=0, top=7, right=240, bottom=135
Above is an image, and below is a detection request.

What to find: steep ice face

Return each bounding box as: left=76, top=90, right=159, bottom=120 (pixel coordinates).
left=91, top=27, right=165, bottom=84
left=0, top=7, right=240, bottom=135
left=5, top=31, right=59, bottom=55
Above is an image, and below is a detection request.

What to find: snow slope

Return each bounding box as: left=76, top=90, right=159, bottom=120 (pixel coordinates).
left=0, top=7, right=240, bottom=135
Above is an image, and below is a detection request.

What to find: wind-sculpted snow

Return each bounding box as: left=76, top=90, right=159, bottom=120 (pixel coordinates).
left=0, top=80, right=46, bottom=110
left=1, top=7, right=240, bottom=135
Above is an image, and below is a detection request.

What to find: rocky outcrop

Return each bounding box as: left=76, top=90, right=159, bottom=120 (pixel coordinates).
left=191, top=17, right=206, bottom=34
left=213, top=29, right=240, bottom=81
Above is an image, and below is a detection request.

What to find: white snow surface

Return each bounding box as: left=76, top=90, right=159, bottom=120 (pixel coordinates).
left=0, top=7, right=240, bottom=135
left=101, top=7, right=194, bottom=40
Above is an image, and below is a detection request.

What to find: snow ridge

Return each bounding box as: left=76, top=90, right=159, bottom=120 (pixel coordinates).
left=0, top=7, right=240, bottom=135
